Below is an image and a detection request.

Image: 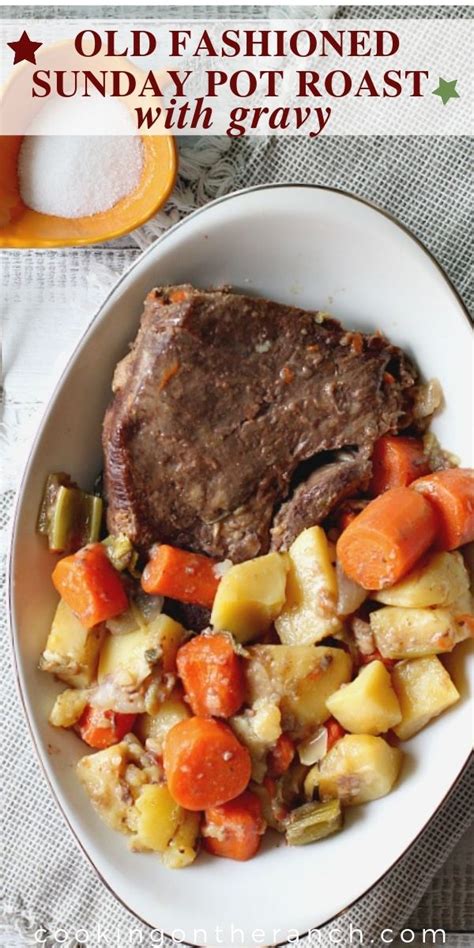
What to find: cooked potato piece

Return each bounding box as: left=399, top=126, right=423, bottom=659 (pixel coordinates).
left=319, top=734, right=402, bottom=806
left=373, top=552, right=470, bottom=609
left=370, top=606, right=467, bottom=660
left=98, top=628, right=155, bottom=686
left=451, top=589, right=474, bottom=619
left=76, top=742, right=134, bottom=832
left=131, top=785, right=199, bottom=867
left=230, top=704, right=282, bottom=782
left=40, top=599, right=104, bottom=688
left=132, top=784, right=180, bottom=850
left=98, top=614, right=184, bottom=685
left=149, top=614, right=185, bottom=672
left=49, top=688, right=89, bottom=728
left=275, top=527, right=342, bottom=645
left=163, top=810, right=201, bottom=869
left=326, top=661, right=402, bottom=735
left=392, top=656, right=460, bottom=740
left=135, top=693, right=191, bottom=752
left=250, top=700, right=282, bottom=743
left=211, top=552, right=289, bottom=643
left=246, top=644, right=352, bottom=737
left=76, top=735, right=162, bottom=834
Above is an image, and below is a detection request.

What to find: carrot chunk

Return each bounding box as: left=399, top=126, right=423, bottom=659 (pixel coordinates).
left=52, top=543, right=128, bottom=629
left=176, top=633, right=245, bottom=718
left=164, top=717, right=251, bottom=811
left=325, top=718, right=346, bottom=751
left=141, top=544, right=220, bottom=608
left=412, top=468, right=474, bottom=550
left=169, top=288, right=189, bottom=304
left=336, top=486, right=438, bottom=590
left=369, top=435, right=430, bottom=496
left=203, top=790, right=266, bottom=861
left=267, top=733, right=295, bottom=777
left=77, top=706, right=136, bottom=749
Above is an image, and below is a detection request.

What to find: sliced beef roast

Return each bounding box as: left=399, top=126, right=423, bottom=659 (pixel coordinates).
left=270, top=452, right=372, bottom=551
left=103, top=285, right=419, bottom=561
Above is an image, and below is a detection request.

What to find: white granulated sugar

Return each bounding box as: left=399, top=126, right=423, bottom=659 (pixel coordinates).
left=18, top=95, right=143, bottom=218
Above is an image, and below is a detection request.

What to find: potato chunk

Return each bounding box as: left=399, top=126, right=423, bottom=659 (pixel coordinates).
left=150, top=614, right=186, bottom=672
left=319, top=734, right=402, bottom=806
left=40, top=599, right=104, bottom=688
left=370, top=606, right=466, bottom=660
left=76, top=736, right=162, bottom=834
left=373, top=552, right=470, bottom=609
left=49, top=688, right=89, bottom=728
left=326, top=661, right=402, bottom=735
left=98, top=614, right=184, bottom=686
left=76, top=741, right=134, bottom=832
left=211, top=552, right=289, bottom=643
left=162, top=809, right=201, bottom=869
left=275, top=527, right=342, bottom=645
left=135, top=693, right=191, bottom=753
left=230, top=704, right=282, bottom=782
left=131, top=783, right=199, bottom=868
left=392, top=656, right=460, bottom=740
left=245, top=644, right=352, bottom=737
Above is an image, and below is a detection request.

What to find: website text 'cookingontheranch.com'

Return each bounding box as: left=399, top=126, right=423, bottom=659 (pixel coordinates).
left=28, top=923, right=451, bottom=946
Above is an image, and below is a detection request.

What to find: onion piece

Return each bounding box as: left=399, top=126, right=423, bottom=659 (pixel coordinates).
left=106, top=593, right=163, bottom=635
left=298, top=726, right=328, bottom=766
left=106, top=609, right=140, bottom=636
left=413, top=378, right=443, bottom=420
left=89, top=675, right=146, bottom=714
left=135, top=592, right=164, bottom=623
left=213, top=559, right=233, bottom=579
left=336, top=561, right=367, bottom=616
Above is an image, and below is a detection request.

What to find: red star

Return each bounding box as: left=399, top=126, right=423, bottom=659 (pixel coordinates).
left=7, top=30, right=42, bottom=65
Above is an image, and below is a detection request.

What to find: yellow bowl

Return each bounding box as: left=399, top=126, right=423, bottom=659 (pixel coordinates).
left=0, top=134, right=177, bottom=248
left=0, top=45, right=177, bottom=248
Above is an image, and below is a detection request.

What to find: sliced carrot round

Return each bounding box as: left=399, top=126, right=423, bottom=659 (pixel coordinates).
left=52, top=543, right=128, bottom=628
left=369, top=435, right=430, bottom=496
left=336, top=486, right=438, bottom=589
left=141, top=544, right=220, bottom=608
left=163, top=717, right=251, bottom=811
left=412, top=468, right=474, bottom=550
left=176, top=633, right=245, bottom=718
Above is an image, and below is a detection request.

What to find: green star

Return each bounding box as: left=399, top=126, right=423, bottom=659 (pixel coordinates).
left=432, top=77, right=460, bottom=105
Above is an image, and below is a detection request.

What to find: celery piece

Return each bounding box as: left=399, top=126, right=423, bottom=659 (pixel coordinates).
left=37, top=473, right=72, bottom=535
left=285, top=799, right=342, bottom=846
left=37, top=473, right=102, bottom=553
left=87, top=494, right=103, bottom=545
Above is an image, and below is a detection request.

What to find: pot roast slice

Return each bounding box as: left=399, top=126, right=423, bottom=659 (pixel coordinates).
left=270, top=452, right=372, bottom=552
left=103, top=285, right=419, bottom=562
